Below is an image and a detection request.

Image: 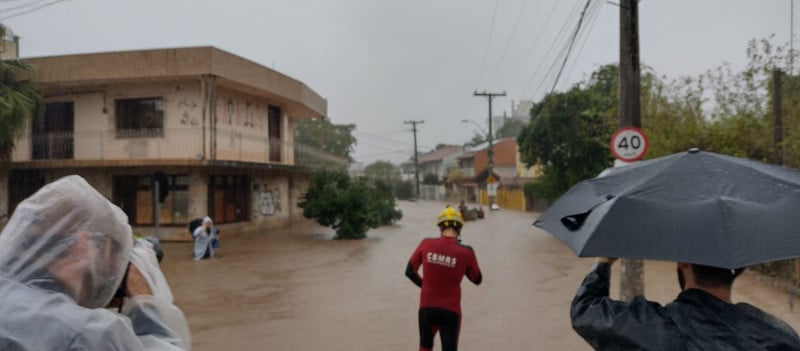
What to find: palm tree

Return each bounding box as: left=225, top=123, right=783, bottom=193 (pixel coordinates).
left=0, top=24, right=41, bottom=173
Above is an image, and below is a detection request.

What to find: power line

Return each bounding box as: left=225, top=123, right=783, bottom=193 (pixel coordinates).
left=476, top=0, right=501, bottom=87
left=550, top=0, right=593, bottom=94
left=0, top=0, right=69, bottom=21
left=515, top=0, right=560, bottom=93
left=521, top=0, right=584, bottom=98
left=526, top=0, right=597, bottom=101
left=489, top=0, right=530, bottom=86
left=353, top=129, right=432, bottom=149
left=0, top=0, right=48, bottom=14
left=561, top=1, right=604, bottom=88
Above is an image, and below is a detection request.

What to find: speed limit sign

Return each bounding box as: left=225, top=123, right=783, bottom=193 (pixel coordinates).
left=610, top=127, right=648, bottom=162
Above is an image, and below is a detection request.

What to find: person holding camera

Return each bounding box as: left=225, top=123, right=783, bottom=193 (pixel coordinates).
left=0, top=175, right=190, bottom=350
left=192, top=216, right=217, bottom=260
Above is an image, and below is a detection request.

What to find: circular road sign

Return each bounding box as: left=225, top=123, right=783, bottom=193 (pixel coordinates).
left=610, top=127, right=648, bottom=162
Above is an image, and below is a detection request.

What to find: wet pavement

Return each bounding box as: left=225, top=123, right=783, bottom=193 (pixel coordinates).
left=161, top=200, right=800, bottom=350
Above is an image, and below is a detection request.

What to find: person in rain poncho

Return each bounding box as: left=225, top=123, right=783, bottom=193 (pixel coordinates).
left=0, top=175, right=190, bottom=350
left=192, top=216, right=216, bottom=260
left=571, top=257, right=800, bottom=350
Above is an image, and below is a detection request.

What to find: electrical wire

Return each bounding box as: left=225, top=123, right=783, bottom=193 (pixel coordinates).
left=549, top=0, right=594, bottom=94
left=489, top=0, right=530, bottom=87
left=0, top=0, right=69, bottom=20
left=515, top=0, right=560, bottom=93
left=0, top=0, right=48, bottom=14
left=526, top=0, right=599, bottom=101
left=521, top=0, right=584, bottom=98
left=560, top=1, right=604, bottom=90
left=476, top=0, right=501, bottom=87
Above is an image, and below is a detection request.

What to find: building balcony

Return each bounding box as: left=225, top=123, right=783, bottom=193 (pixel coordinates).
left=14, top=128, right=347, bottom=170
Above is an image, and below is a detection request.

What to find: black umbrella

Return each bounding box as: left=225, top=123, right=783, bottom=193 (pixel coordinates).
left=533, top=148, right=800, bottom=269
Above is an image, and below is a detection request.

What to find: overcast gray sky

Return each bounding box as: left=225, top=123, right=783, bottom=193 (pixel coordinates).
left=3, top=0, right=797, bottom=164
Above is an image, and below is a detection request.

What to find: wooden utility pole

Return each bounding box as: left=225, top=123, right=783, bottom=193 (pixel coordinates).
left=473, top=90, right=506, bottom=208
left=774, top=69, right=784, bottom=166
left=619, top=0, right=644, bottom=301
left=404, top=120, right=424, bottom=198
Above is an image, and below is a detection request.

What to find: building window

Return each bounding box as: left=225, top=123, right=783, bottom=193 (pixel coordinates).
left=32, top=102, right=74, bottom=160
left=209, top=175, right=250, bottom=223
left=116, top=97, right=164, bottom=138
left=268, top=105, right=281, bottom=162
left=112, top=174, right=189, bottom=226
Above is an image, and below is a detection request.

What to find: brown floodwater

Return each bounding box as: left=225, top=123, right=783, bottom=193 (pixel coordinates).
left=160, top=200, right=800, bottom=350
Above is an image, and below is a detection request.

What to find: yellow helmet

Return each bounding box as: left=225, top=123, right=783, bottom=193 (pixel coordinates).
left=436, top=205, right=464, bottom=227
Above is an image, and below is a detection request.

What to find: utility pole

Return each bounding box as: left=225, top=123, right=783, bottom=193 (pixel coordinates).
left=404, top=120, right=424, bottom=198
left=619, top=0, right=644, bottom=301
left=774, top=69, right=784, bottom=166
left=473, top=90, right=506, bottom=208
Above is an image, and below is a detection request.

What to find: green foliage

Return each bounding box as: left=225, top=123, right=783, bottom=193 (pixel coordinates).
left=468, top=132, right=485, bottom=146
left=517, top=85, right=615, bottom=201
left=371, top=180, right=403, bottom=225
left=518, top=37, right=800, bottom=201
left=363, top=160, right=401, bottom=183
left=299, top=170, right=402, bottom=239
left=422, top=173, right=441, bottom=185
left=293, top=117, right=357, bottom=162
left=394, top=180, right=414, bottom=200
left=0, top=25, right=42, bottom=170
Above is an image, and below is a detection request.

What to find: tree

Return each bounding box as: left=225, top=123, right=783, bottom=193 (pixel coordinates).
left=468, top=132, right=485, bottom=147
left=517, top=85, right=615, bottom=201
left=495, top=117, right=527, bottom=139
left=422, top=173, right=441, bottom=185
left=0, top=25, right=41, bottom=173
left=293, top=117, right=357, bottom=162
left=299, top=170, right=401, bottom=239
left=363, top=160, right=401, bottom=183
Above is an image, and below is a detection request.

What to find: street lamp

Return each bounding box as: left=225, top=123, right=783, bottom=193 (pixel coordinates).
left=461, top=119, right=488, bottom=137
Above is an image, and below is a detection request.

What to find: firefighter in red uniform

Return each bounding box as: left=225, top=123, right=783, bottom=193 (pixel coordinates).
left=405, top=206, right=483, bottom=351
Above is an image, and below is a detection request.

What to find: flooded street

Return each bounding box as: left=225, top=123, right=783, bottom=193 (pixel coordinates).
left=161, top=200, right=800, bottom=350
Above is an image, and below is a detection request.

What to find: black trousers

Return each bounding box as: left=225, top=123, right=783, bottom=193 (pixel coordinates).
left=418, top=307, right=461, bottom=351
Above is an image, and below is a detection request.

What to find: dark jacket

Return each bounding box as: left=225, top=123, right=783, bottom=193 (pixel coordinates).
left=571, top=263, right=800, bottom=350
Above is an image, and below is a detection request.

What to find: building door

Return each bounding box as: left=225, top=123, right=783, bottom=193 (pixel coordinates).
left=268, top=105, right=281, bottom=162
left=32, top=102, right=74, bottom=159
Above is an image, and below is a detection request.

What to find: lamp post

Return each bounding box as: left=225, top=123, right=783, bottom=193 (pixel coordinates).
left=461, top=119, right=488, bottom=137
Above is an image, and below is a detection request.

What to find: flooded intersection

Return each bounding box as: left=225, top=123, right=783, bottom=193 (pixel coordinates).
left=162, top=201, right=800, bottom=350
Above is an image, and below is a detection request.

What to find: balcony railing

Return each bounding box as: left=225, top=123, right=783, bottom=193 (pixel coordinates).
left=18, top=128, right=348, bottom=169
left=461, top=167, right=475, bottom=177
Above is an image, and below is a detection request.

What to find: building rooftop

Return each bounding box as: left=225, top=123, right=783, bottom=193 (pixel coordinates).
left=24, top=46, right=326, bottom=118
left=418, top=146, right=464, bottom=164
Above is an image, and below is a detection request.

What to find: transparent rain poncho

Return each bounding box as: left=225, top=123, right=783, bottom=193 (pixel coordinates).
left=0, top=175, right=190, bottom=350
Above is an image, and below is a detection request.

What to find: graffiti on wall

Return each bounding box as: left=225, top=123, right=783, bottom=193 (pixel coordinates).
left=217, top=94, right=266, bottom=130
left=178, top=98, right=199, bottom=126
left=258, top=185, right=282, bottom=216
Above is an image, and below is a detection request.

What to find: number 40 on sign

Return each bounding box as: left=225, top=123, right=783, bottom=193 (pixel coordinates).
left=610, top=127, right=648, bottom=162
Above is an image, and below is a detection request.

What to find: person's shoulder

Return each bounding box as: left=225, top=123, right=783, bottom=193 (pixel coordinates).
left=737, top=303, right=800, bottom=337
left=456, top=242, right=474, bottom=250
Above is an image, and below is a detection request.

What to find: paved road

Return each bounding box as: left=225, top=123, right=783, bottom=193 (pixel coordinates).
left=162, top=200, right=800, bottom=350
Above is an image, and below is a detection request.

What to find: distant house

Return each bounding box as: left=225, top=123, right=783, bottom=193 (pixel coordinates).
left=456, top=138, right=540, bottom=210
left=3, top=47, right=345, bottom=239
left=417, top=146, right=464, bottom=183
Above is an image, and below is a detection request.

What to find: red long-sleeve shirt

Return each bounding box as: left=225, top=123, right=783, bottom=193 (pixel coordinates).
left=406, top=236, right=482, bottom=314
